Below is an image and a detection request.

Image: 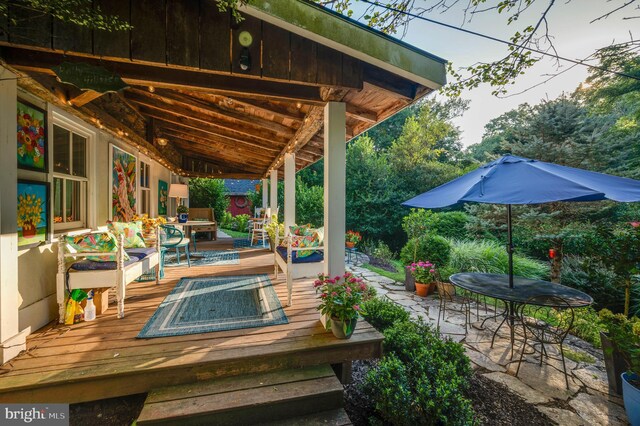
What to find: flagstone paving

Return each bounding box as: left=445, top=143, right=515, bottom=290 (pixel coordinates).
left=345, top=260, right=629, bottom=426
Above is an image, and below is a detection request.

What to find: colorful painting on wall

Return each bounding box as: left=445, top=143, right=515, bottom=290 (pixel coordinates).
left=17, top=100, right=47, bottom=172
left=17, top=180, right=49, bottom=248
left=110, top=144, right=137, bottom=221
left=158, top=180, right=168, bottom=215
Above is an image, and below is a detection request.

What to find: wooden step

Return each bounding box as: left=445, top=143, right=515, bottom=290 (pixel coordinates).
left=137, top=364, right=344, bottom=425
left=261, top=408, right=352, bottom=425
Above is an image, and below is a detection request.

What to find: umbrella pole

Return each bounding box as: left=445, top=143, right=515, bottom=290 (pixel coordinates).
left=507, top=204, right=515, bottom=356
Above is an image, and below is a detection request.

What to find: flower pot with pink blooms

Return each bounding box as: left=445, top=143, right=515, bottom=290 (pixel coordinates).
left=313, top=272, right=370, bottom=339
left=407, top=261, right=438, bottom=298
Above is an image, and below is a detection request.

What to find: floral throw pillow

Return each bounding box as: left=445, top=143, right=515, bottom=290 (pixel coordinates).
left=293, top=227, right=323, bottom=258
left=289, top=224, right=313, bottom=236
left=65, top=232, right=131, bottom=262
left=107, top=221, right=147, bottom=248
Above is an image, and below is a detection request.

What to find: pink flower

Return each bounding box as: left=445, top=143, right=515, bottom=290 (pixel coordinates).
left=313, top=280, right=323, bottom=287
left=321, top=293, right=327, bottom=298
left=411, top=267, right=416, bottom=272
left=630, top=222, right=640, bottom=228
left=331, top=292, right=338, bottom=297
left=334, top=275, right=341, bottom=281
left=353, top=304, right=360, bottom=311
left=345, top=286, right=352, bottom=294
left=429, top=269, right=435, bottom=273
left=418, top=261, right=425, bottom=266
left=356, top=278, right=363, bottom=283
left=360, top=283, right=367, bottom=291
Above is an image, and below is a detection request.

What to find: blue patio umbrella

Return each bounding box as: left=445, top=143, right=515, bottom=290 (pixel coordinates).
left=403, top=155, right=640, bottom=288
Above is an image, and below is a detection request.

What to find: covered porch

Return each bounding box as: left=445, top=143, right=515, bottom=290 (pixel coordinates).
left=0, top=237, right=383, bottom=407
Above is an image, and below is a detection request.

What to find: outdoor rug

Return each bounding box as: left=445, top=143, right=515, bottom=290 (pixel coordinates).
left=163, top=250, right=239, bottom=267
left=137, top=274, right=288, bottom=338
left=233, top=238, right=268, bottom=249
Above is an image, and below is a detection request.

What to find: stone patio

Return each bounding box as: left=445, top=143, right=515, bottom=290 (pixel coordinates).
left=346, top=261, right=629, bottom=426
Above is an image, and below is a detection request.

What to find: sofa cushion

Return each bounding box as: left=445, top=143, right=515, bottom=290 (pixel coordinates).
left=276, top=246, right=323, bottom=264
left=69, top=248, right=156, bottom=271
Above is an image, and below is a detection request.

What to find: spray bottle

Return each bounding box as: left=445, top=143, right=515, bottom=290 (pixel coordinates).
left=85, top=290, right=96, bottom=321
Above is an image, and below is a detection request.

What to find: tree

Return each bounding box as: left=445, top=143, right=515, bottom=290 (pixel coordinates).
left=188, top=178, right=229, bottom=225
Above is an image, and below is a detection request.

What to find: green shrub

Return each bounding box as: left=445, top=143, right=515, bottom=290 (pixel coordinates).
left=561, top=255, right=624, bottom=313
left=440, top=239, right=548, bottom=280
left=402, top=209, right=469, bottom=241
left=220, top=211, right=233, bottom=229
left=188, top=178, right=229, bottom=223
left=234, top=214, right=250, bottom=232
left=365, top=318, right=474, bottom=425
left=372, top=240, right=395, bottom=262
left=362, top=298, right=410, bottom=332
left=400, top=234, right=451, bottom=267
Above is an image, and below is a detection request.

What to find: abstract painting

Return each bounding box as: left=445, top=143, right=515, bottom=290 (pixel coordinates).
left=17, top=100, right=47, bottom=172
left=17, top=180, right=49, bottom=248
left=158, top=179, right=168, bottom=215
left=110, top=144, right=137, bottom=221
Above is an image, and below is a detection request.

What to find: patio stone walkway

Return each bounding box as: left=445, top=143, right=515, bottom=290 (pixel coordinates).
left=345, top=261, right=629, bottom=426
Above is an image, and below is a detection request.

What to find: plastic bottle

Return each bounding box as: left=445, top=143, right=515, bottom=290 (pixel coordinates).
left=85, top=290, right=96, bottom=321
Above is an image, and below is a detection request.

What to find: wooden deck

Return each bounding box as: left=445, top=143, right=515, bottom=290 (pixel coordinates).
left=0, top=238, right=383, bottom=404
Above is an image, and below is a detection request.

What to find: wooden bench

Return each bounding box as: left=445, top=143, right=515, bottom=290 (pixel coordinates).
left=56, top=231, right=160, bottom=322
left=189, top=207, right=217, bottom=240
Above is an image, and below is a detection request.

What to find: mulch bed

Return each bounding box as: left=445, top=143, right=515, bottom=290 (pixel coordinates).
left=69, top=394, right=145, bottom=426
left=344, top=360, right=554, bottom=426
left=367, top=256, right=397, bottom=273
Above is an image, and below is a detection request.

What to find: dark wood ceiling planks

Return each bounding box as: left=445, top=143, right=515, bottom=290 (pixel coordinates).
left=1, top=0, right=431, bottom=179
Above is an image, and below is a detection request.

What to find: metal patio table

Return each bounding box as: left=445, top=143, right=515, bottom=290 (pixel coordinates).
left=448, top=272, right=593, bottom=355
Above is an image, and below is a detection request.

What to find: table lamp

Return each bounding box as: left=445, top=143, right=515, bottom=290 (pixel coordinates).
left=168, top=184, right=189, bottom=222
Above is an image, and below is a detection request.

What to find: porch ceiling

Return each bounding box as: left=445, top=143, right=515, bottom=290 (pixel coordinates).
left=0, top=0, right=446, bottom=179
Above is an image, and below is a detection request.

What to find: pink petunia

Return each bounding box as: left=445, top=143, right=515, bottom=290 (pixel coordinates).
left=429, top=269, right=435, bottom=273
left=630, top=222, right=640, bottom=228
left=353, top=304, right=360, bottom=311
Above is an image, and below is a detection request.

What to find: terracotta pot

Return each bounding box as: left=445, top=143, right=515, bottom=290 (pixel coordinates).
left=21, top=222, right=36, bottom=238
left=437, top=282, right=456, bottom=299
left=415, top=282, right=436, bottom=297
left=330, top=317, right=358, bottom=339
left=345, top=241, right=355, bottom=249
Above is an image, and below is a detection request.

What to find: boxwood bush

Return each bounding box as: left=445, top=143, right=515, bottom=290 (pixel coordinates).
left=362, top=299, right=474, bottom=425
left=400, top=234, right=452, bottom=267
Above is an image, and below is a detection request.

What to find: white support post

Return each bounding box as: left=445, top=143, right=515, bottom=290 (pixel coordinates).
left=0, top=66, right=26, bottom=363
left=270, top=169, right=278, bottom=214
left=261, top=178, right=268, bottom=210
left=323, top=102, right=346, bottom=277
left=284, top=153, right=296, bottom=234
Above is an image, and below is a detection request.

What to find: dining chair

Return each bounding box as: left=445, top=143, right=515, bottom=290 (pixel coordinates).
left=516, top=295, right=575, bottom=389
left=161, top=224, right=191, bottom=267
left=437, top=283, right=474, bottom=333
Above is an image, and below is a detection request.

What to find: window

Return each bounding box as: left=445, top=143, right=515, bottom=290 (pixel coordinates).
left=53, top=124, right=87, bottom=230
left=139, top=161, right=151, bottom=215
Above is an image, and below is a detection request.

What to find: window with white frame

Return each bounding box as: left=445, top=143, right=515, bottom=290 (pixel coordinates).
left=53, top=124, right=88, bottom=230
left=139, top=160, right=151, bottom=215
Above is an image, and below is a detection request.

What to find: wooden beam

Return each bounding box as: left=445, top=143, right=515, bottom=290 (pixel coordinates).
left=174, top=147, right=267, bottom=174
left=345, top=104, right=377, bottom=124
left=214, top=95, right=306, bottom=122
left=69, top=90, right=103, bottom=107
left=130, top=87, right=297, bottom=137
left=363, top=64, right=416, bottom=100
left=0, top=46, right=327, bottom=104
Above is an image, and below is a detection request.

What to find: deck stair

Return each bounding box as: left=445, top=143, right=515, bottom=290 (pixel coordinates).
left=136, top=364, right=349, bottom=425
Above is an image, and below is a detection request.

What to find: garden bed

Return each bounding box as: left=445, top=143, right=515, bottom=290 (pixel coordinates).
left=344, top=360, right=553, bottom=426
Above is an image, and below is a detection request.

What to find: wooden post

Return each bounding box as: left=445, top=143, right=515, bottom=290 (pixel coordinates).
left=284, top=153, right=296, bottom=235
left=323, top=102, right=346, bottom=277
left=261, top=178, right=268, bottom=211
left=0, top=65, right=26, bottom=363
left=56, top=237, right=67, bottom=323
left=116, top=233, right=126, bottom=318
left=270, top=169, right=278, bottom=214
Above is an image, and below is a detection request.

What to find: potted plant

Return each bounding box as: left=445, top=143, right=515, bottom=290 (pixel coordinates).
left=408, top=261, right=437, bottom=297
left=314, top=272, right=369, bottom=339
left=265, top=215, right=284, bottom=251
left=345, top=230, right=361, bottom=249
left=177, top=205, right=189, bottom=223
left=599, top=309, right=640, bottom=423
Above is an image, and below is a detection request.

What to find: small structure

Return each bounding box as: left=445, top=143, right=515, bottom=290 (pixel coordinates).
left=224, top=179, right=259, bottom=216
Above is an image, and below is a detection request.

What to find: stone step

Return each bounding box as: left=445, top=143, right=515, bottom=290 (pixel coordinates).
left=137, top=364, right=344, bottom=425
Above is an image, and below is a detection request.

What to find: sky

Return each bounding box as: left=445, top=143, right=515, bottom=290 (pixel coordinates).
left=368, top=0, right=638, bottom=147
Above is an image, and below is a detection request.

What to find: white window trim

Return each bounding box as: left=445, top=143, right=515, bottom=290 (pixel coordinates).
left=50, top=107, right=96, bottom=234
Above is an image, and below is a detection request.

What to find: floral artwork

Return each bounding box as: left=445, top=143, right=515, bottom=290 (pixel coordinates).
left=158, top=180, right=168, bottom=215
left=110, top=145, right=137, bottom=221
left=17, top=180, right=49, bottom=248
left=17, top=101, right=47, bottom=172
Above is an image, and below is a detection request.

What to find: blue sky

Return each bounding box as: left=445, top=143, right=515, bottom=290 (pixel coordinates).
left=370, top=0, right=638, bottom=147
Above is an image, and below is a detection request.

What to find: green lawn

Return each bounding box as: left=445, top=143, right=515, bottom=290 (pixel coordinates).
left=220, top=228, right=250, bottom=239
left=362, top=259, right=405, bottom=283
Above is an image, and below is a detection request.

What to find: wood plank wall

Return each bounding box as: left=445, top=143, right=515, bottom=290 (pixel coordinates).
left=5, top=0, right=363, bottom=89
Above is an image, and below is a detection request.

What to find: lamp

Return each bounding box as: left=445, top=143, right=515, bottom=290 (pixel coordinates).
left=168, top=183, right=189, bottom=206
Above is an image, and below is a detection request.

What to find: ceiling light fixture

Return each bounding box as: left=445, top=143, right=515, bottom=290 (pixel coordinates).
left=156, top=137, right=168, bottom=146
